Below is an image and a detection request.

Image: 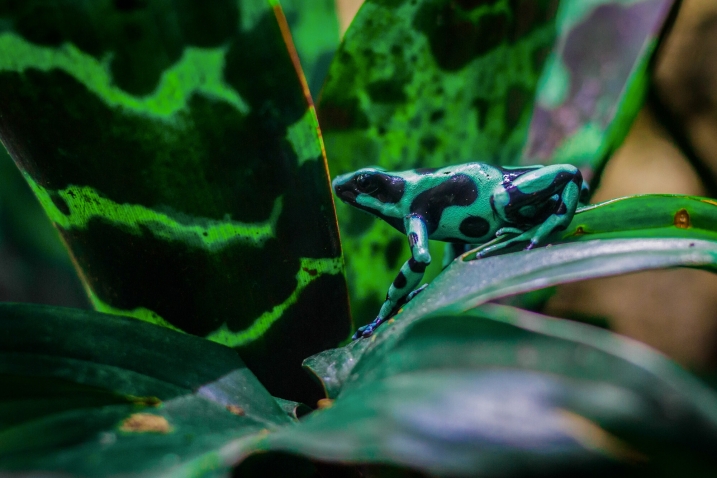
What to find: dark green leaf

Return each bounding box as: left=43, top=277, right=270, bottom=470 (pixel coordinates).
left=0, top=146, right=86, bottom=307
left=0, top=303, right=289, bottom=476
left=0, top=0, right=350, bottom=403
left=272, top=305, right=717, bottom=476
left=274, top=397, right=312, bottom=421
left=320, top=0, right=563, bottom=327
left=307, top=195, right=717, bottom=389
left=280, top=0, right=340, bottom=99
left=319, top=0, right=675, bottom=329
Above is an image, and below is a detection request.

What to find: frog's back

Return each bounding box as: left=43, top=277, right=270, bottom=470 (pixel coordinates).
left=406, top=163, right=543, bottom=243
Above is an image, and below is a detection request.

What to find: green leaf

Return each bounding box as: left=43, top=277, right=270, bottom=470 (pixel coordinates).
left=273, top=305, right=717, bottom=476
left=0, top=303, right=289, bottom=476
left=524, top=0, right=676, bottom=173
left=0, top=145, right=87, bottom=307
left=306, top=195, right=717, bottom=391
left=0, top=0, right=350, bottom=403
left=273, top=397, right=311, bottom=421
left=549, top=194, right=717, bottom=243
left=280, top=0, right=340, bottom=99
left=319, top=0, right=676, bottom=328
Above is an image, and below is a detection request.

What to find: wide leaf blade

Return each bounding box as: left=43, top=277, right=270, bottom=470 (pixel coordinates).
left=280, top=0, right=340, bottom=99
left=0, top=303, right=289, bottom=476
left=524, top=0, right=676, bottom=174
left=0, top=0, right=350, bottom=403
left=274, top=305, right=717, bottom=476
left=319, top=0, right=675, bottom=328
left=306, top=195, right=717, bottom=391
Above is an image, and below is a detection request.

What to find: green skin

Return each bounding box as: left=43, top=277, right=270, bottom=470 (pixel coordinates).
left=333, top=163, right=586, bottom=339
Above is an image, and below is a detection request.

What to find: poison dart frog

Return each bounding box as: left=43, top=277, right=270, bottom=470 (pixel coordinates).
left=332, top=163, right=587, bottom=339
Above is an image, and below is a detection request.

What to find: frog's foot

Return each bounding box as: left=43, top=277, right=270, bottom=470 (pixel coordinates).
left=353, top=315, right=386, bottom=339
left=405, top=283, right=428, bottom=302
left=478, top=229, right=537, bottom=258
left=495, top=227, right=523, bottom=237
left=353, top=284, right=428, bottom=339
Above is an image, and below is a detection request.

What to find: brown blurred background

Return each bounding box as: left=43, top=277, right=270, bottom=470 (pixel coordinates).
left=546, top=0, right=717, bottom=371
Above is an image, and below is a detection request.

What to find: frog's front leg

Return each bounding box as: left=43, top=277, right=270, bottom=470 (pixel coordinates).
left=479, top=164, right=583, bottom=257
left=354, top=214, right=431, bottom=339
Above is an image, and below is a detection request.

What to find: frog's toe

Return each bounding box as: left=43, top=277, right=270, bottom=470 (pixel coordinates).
left=406, top=284, right=428, bottom=302
left=352, top=325, right=368, bottom=340
left=496, top=227, right=523, bottom=237
left=524, top=239, right=539, bottom=251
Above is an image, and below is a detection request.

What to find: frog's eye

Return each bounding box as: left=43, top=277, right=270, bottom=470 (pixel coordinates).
left=355, top=173, right=374, bottom=192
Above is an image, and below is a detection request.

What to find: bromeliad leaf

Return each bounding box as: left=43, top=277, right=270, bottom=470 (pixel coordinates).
left=321, top=0, right=559, bottom=174
left=0, top=0, right=350, bottom=404
left=319, top=0, right=676, bottom=328
left=279, top=0, right=340, bottom=99
left=306, top=195, right=717, bottom=391
left=0, top=303, right=288, bottom=476
left=524, top=0, right=676, bottom=173
left=0, top=146, right=86, bottom=307
left=276, top=305, right=717, bottom=476
left=320, top=0, right=562, bottom=325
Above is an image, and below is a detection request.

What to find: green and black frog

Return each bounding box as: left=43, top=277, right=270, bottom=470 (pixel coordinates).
left=333, top=163, right=587, bottom=339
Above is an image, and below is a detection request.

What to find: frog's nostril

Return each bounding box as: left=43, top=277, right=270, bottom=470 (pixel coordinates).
left=338, top=188, right=356, bottom=202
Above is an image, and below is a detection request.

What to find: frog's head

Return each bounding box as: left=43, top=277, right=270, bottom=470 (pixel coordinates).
left=332, top=168, right=406, bottom=213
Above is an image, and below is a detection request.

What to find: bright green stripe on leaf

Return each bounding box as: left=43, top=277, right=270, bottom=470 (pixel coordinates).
left=207, top=257, right=343, bottom=347
left=27, top=179, right=282, bottom=250
left=287, top=107, right=323, bottom=165
left=0, top=33, right=248, bottom=119
left=89, top=298, right=183, bottom=332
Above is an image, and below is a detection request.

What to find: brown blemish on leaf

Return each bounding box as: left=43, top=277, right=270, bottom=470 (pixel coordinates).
left=317, top=398, right=334, bottom=409
left=674, top=208, right=691, bottom=229
left=557, top=409, right=647, bottom=463
left=119, top=413, right=172, bottom=434
left=226, top=405, right=246, bottom=416
left=572, top=226, right=587, bottom=236
left=128, top=395, right=162, bottom=407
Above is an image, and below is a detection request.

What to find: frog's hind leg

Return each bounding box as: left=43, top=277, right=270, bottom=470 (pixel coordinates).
left=354, top=215, right=431, bottom=339
left=480, top=165, right=583, bottom=257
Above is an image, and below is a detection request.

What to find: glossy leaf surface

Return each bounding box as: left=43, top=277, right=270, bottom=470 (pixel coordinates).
left=0, top=303, right=289, bottom=476
left=306, top=194, right=717, bottom=391
left=280, top=0, right=340, bottom=99
left=0, top=146, right=86, bottom=306
left=319, top=0, right=674, bottom=328
left=276, top=305, right=717, bottom=476
left=0, top=0, right=350, bottom=403
left=524, top=0, right=674, bottom=172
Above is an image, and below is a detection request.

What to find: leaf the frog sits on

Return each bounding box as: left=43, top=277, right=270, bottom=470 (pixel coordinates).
left=332, top=163, right=588, bottom=339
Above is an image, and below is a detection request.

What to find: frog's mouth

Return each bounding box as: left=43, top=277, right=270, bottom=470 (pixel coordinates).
left=332, top=177, right=359, bottom=205
left=335, top=189, right=357, bottom=205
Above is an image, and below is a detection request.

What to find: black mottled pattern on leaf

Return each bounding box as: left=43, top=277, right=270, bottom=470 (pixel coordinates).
left=0, top=1, right=350, bottom=404
left=58, top=219, right=299, bottom=336
left=1, top=0, right=239, bottom=95
left=0, top=70, right=292, bottom=223
left=414, top=0, right=558, bottom=72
